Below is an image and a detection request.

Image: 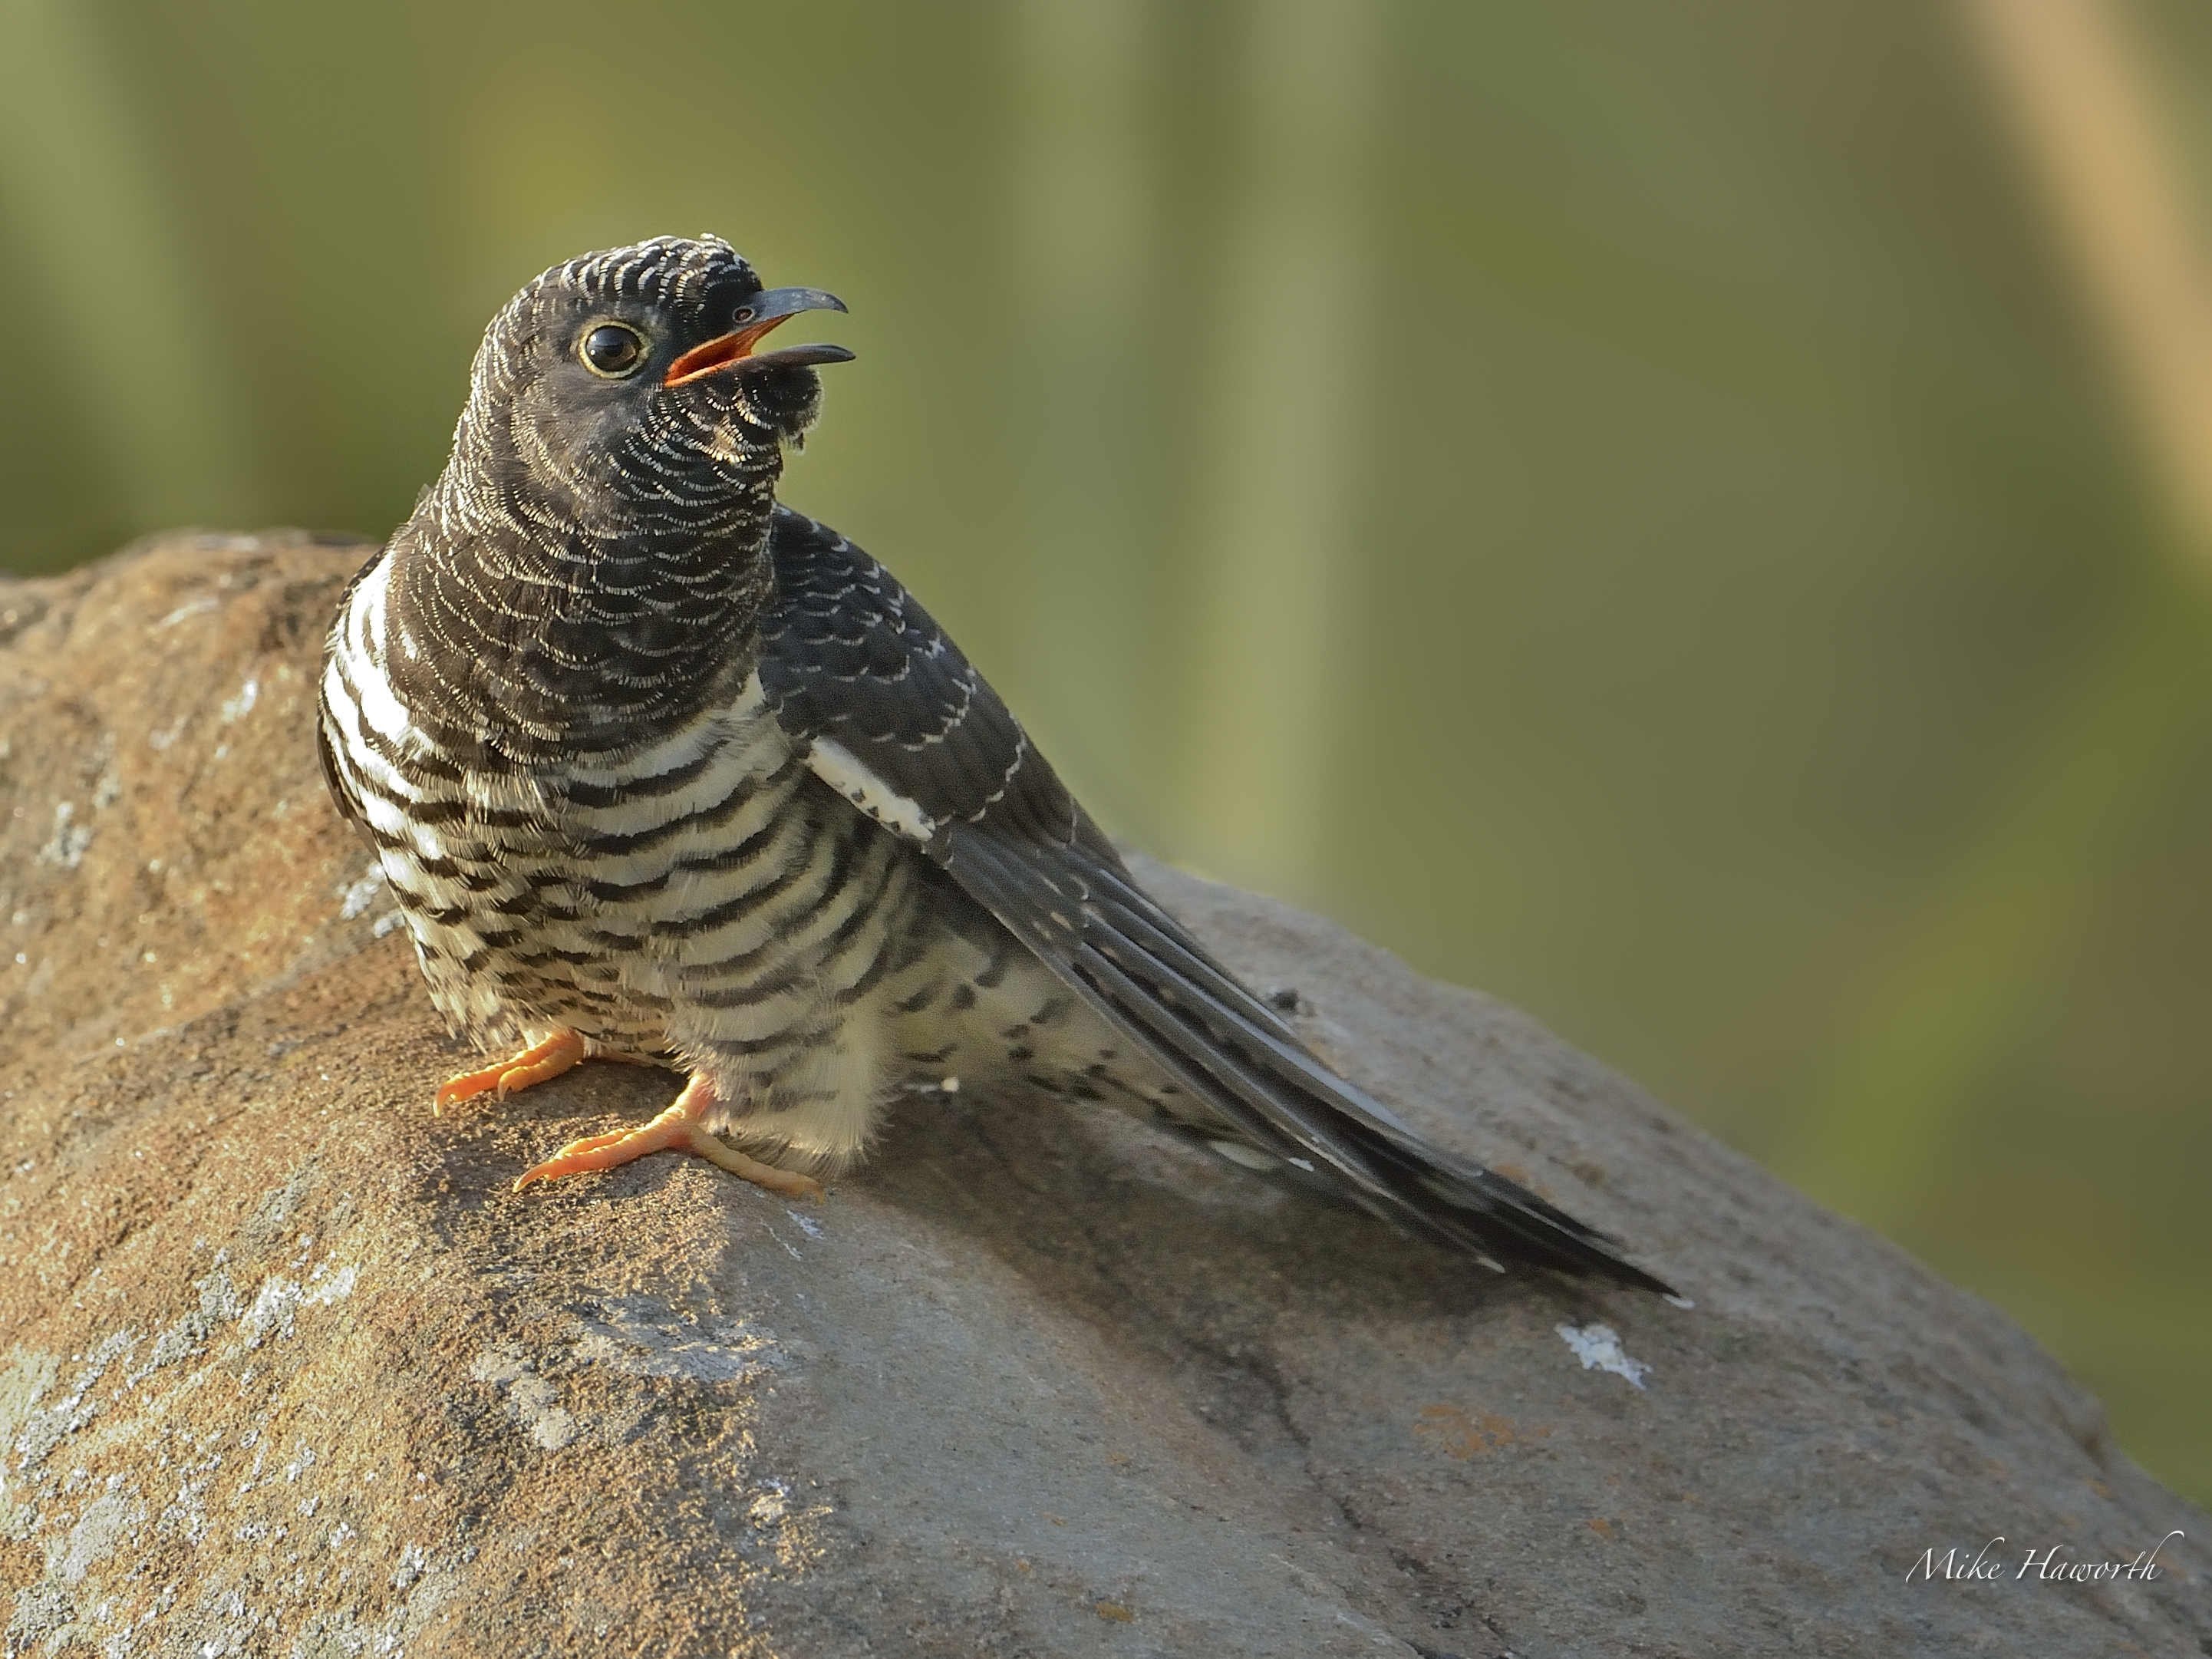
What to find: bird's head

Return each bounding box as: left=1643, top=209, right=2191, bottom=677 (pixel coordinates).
left=448, top=235, right=852, bottom=539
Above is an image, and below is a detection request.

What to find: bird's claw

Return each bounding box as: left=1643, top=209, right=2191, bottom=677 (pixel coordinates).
left=434, top=1030, right=587, bottom=1114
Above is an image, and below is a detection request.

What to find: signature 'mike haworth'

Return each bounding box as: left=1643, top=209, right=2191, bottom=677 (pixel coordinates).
left=1906, top=1530, right=2185, bottom=1585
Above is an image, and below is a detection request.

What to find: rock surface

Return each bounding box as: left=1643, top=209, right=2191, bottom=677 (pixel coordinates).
left=0, top=533, right=2204, bottom=1659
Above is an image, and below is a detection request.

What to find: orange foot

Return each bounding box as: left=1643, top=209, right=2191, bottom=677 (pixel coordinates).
left=435, top=1030, right=586, bottom=1114
left=513, top=1073, right=825, bottom=1200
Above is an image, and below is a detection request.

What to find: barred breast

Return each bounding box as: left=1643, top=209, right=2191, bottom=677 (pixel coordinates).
left=318, top=548, right=1147, bottom=1168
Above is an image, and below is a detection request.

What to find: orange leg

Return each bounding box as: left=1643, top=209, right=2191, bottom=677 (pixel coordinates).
left=435, top=1030, right=587, bottom=1114
left=513, top=1073, right=825, bottom=1200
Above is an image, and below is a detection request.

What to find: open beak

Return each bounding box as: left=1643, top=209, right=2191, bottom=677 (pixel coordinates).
left=664, top=286, right=854, bottom=386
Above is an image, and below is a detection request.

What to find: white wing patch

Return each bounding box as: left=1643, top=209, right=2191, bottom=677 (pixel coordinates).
left=806, top=737, right=938, bottom=843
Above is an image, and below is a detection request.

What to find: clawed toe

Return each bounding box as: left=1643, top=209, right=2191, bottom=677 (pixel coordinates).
left=435, top=1031, right=586, bottom=1113
left=512, top=1074, right=824, bottom=1200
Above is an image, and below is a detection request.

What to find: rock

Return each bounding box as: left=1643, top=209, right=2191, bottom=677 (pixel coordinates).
left=0, top=532, right=2204, bottom=1659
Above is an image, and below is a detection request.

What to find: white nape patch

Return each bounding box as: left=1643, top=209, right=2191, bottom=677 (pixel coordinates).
left=807, top=737, right=937, bottom=841
left=1555, top=1322, right=1650, bottom=1390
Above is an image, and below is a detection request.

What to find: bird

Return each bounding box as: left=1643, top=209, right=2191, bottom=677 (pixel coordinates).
left=316, top=234, right=1673, bottom=1295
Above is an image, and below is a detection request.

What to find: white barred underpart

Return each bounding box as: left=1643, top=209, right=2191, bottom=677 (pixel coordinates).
left=321, top=554, right=1149, bottom=1167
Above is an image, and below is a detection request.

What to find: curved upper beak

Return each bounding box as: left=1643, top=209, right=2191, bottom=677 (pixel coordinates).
left=664, top=287, right=854, bottom=386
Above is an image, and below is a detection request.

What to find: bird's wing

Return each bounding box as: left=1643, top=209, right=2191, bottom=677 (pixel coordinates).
left=757, top=509, right=1673, bottom=1292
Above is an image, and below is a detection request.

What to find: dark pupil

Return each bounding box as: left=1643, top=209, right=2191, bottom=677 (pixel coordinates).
left=585, top=325, right=641, bottom=374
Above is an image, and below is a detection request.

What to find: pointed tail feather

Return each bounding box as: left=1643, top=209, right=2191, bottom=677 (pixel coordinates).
left=956, top=838, right=1676, bottom=1295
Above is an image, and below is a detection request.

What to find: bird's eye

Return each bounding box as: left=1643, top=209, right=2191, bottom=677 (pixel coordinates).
left=732, top=304, right=757, bottom=324
left=580, top=323, right=646, bottom=378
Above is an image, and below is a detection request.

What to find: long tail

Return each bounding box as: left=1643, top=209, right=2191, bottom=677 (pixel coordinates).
left=961, top=843, right=1676, bottom=1295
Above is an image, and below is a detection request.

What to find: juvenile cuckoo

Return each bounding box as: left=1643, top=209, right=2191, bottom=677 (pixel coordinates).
left=317, top=235, right=1672, bottom=1294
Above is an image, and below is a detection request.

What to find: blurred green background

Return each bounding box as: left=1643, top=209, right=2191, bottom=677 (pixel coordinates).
left=2, top=1, right=2205, bottom=1502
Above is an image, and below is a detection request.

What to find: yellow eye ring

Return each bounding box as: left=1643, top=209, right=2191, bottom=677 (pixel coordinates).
left=580, top=322, right=647, bottom=378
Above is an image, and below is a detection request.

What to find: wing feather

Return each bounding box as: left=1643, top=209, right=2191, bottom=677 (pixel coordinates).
left=757, top=509, right=1673, bottom=1293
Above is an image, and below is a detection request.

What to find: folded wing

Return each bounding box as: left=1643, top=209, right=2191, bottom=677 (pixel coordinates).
left=757, top=508, right=1673, bottom=1294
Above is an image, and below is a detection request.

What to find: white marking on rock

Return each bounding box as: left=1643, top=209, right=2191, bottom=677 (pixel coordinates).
left=338, top=866, right=387, bottom=920
left=238, top=1264, right=358, bottom=1349
left=35, top=803, right=92, bottom=869
left=470, top=1347, right=580, bottom=1451
left=1556, top=1322, right=1649, bottom=1390
left=572, top=1301, right=783, bottom=1384
left=219, top=677, right=259, bottom=723
left=59, top=1492, right=134, bottom=1584
left=154, top=595, right=221, bottom=629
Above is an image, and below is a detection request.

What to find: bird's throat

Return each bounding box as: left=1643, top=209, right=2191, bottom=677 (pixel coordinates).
left=384, top=500, right=774, bottom=765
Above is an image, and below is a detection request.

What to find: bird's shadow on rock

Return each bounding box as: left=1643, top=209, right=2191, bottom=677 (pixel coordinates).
left=850, top=1085, right=1610, bottom=1360
left=419, top=1054, right=1633, bottom=1374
